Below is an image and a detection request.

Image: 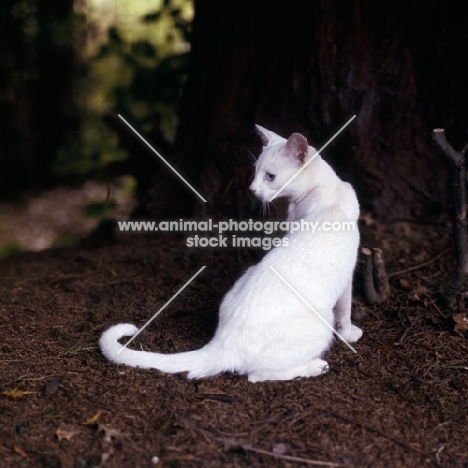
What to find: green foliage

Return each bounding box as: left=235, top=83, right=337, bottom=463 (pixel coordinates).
left=0, top=243, right=22, bottom=261
left=98, top=0, right=192, bottom=137
left=84, top=199, right=117, bottom=220
left=50, top=233, right=81, bottom=248
left=55, top=0, right=193, bottom=177
left=0, top=0, right=193, bottom=193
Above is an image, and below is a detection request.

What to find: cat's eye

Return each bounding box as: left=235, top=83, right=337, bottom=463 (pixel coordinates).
left=266, top=173, right=276, bottom=182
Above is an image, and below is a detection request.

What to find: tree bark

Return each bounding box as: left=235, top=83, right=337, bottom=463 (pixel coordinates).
left=0, top=0, right=76, bottom=197
left=149, top=0, right=468, bottom=220
left=361, top=247, right=391, bottom=305
left=34, top=0, right=76, bottom=188
left=431, top=128, right=468, bottom=309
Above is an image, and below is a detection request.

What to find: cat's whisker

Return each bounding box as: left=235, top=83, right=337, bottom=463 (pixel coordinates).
left=258, top=200, right=273, bottom=219
left=269, top=200, right=280, bottom=216
left=242, top=146, right=258, bottom=166
left=259, top=201, right=266, bottom=218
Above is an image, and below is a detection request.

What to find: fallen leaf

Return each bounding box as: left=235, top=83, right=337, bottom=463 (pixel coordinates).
left=399, top=277, right=412, bottom=290
left=220, top=437, right=251, bottom=452
left=98, top=423, right=121, bottom=443
left=408, top=285, right=430, bottom=302
left=2, top=388, right=36, bottom=400
left=13, top=445, right=27, bottom=457
left=83, top=409, right=103, bottom=425
left=56, top=426, right=78, bottom=441
left=100, top=453, right=111, bottom=466
left=359, top=212, right=377, bottom=227
left=105, top=267, right=118, bottom=277
left=44, top=378, right=62, bottom=397
left=453, top=313, right=468, bottom=332
left=97, top=424, right=121, bottom=466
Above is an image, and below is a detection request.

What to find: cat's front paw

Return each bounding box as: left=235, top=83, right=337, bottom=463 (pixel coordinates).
left=340, top=324, right=363, bottom=343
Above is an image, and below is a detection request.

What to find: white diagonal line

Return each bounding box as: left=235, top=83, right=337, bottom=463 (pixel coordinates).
left=268, top=115, right=356, bottom=202
left=117, top=266, right=206, bottom=353
left=118, top=114, right=208, bottom=203
left=268, top=266, right=357, bottom=353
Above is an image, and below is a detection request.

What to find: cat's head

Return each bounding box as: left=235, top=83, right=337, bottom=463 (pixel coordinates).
left=249, top=125, right=314, bottom=202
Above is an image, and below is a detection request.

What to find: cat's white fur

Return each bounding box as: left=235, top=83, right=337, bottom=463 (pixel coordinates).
left=100, top=125, right=362, bottom=382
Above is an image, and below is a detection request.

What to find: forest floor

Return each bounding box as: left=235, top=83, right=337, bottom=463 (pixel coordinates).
left=1, top=212, right=468, bottom=468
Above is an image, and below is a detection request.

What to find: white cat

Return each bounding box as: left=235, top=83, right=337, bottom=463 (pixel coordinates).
left=100, top=125, right=363, bottom=382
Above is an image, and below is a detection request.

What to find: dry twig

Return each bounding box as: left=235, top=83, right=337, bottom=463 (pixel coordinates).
left=388, top=248, right=451, bottom=277
left=361, top=247, right=390, bottom=304
left=326, top=409, right=428, bottom=457
left=431, top=128, right=468, bottom=309
left=177, top=415, right=342, bottom=467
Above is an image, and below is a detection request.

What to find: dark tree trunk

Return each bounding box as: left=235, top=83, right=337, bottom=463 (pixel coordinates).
left=149, top=0, right=468, bottom=219
left=0, top=0, right=34, bottom=197
left=33, top=0, right=76, bottom=188
left=0, top=0, right=76, bottom=197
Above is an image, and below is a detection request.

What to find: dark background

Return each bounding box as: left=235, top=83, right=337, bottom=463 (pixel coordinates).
left=1, top=0, right=467, bottom=223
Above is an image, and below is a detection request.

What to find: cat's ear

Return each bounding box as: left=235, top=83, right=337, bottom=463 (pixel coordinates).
left=255, top=124, right=286, bottom=146
left=284, top=133, right=309, bottom=165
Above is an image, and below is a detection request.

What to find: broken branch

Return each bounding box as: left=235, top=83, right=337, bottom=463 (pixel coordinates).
left=431, top=128, right=468, bottom=308
left=361, top=247, right=390, bottom=305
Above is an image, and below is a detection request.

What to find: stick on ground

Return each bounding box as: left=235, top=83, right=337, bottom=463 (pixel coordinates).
left=431, top=128, right=468, bottom=309
left=361, top=247, right=390, bottom=305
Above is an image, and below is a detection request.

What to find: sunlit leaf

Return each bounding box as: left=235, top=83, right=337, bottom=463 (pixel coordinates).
left=2, top=388, right=36, bottom=400
left=83, top=409, right=103, bottom=425
left=13, top=445, right=28, bottom=457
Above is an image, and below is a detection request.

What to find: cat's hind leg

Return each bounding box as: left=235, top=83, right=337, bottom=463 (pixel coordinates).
left=333, top=279, right=362, bottom=343
left=248, top=358, right=329, bottom=383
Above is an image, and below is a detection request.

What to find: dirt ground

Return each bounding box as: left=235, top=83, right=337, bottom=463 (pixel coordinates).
left=1, top=214, right=468, bottom=468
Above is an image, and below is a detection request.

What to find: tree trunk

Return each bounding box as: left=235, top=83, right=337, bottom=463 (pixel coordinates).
left=0, top=0, right=76, bottom=197
left=33, top=0, right=76, bottom=188
left=149, top=0, right=468, bottom=219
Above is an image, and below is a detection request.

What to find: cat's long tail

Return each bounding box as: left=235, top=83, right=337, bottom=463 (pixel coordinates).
left=99, top=323, right=221, bottom=379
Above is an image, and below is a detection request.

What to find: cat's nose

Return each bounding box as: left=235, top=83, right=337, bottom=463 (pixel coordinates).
left=249, top=187, right=257, bottom=194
